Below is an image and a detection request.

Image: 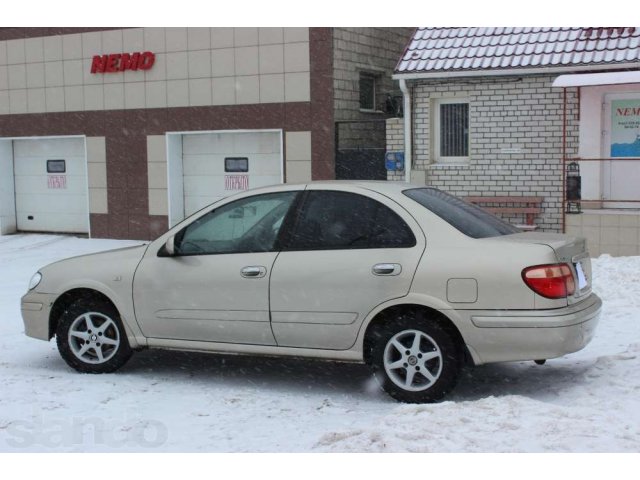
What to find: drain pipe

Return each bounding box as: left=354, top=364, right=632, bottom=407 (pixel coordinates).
left=399, top=78, right=412, bottom=183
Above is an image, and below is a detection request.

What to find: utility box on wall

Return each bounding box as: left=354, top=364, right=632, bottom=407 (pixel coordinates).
left=385, top=151, right=405, bottom=171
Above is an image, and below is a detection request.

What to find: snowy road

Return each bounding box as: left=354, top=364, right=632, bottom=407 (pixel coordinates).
left=1, top=234, right=638, bottom=452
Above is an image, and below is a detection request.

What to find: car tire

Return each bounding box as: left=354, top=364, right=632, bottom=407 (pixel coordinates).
left=56, top=298, right=133, bottom=374
left=370, top=314, right=461, bottom=403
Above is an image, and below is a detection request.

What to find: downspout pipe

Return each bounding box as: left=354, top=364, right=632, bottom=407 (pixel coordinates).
left=399, top=78, right=412, bottom=183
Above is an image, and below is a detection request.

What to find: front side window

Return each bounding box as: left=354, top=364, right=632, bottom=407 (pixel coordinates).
left=285, top=191, right=416, bottom=250
left=403, top=188, right=519, bottom=239
left=175, top=191, right=298, bottom=255
left=434, top=98, right=469, bottom=162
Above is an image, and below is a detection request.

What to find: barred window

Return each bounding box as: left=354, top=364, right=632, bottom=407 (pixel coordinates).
left=435, top=99, right=469, bottom=162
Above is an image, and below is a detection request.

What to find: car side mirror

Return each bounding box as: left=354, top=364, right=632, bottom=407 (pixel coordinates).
left=158, top=235, right=177, bottom=257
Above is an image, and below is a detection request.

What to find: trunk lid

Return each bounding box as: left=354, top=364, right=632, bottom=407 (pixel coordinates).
left=495, top=232, right=593, bottom=304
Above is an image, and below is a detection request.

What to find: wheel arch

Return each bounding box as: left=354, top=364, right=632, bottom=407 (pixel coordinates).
left=361, top=303, right=474, bottom=366
left=48, top=286, right=147, bottom=352
left=49, top=288, right=117, bottom=338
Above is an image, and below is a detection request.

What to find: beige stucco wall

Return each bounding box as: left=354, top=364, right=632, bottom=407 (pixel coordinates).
left=566, top=211, right=640, bottom=257
left=0, top=27, right=311, bottom=114
left=285, top=131, right=312, bottom=183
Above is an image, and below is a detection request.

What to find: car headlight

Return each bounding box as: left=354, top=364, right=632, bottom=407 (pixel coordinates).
left=28, top=272, right=42, bottom=291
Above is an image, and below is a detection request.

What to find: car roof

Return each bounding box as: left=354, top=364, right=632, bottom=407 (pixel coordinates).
left=295, top=180, right=428, bottom=195
left=232, top=181, right=433, bottom=201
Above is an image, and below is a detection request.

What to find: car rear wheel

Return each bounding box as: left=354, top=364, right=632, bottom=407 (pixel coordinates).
left=371, top=315, right=461, bottom=403
left=56, top=298, right=132, bottom=374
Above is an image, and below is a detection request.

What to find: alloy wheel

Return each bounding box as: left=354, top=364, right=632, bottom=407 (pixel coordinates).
left=68, top=312, right=120, bottom=364
left=383, top=329, right=443, bottom=392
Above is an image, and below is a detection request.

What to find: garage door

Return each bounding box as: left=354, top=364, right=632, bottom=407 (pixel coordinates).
left=14, top=138, right=88, bottom=233
left=182, top=131, right=282, bottom=216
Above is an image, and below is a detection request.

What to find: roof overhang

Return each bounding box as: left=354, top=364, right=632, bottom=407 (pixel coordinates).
left=552, top=70, right=640, bottom=87
left=393, top=62, right=640, bottom=81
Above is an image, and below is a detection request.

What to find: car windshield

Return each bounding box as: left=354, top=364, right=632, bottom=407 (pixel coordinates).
left=403, top=188, right=520, bottom=239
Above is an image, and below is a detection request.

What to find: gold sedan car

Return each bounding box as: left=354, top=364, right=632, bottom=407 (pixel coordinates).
left=22, top=182, right=601, bottom=403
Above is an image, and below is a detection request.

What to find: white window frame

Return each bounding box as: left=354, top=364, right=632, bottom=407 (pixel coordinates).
left=433, top=97, right=470, bottom=164
left=601, top=92, right=640, bottom=205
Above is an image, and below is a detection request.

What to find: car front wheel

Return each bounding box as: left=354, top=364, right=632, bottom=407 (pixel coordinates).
left=56, top=298, right=132, bottom=374
left=371, top=315, right=461, bottom=403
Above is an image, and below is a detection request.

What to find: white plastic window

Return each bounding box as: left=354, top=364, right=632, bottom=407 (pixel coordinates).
left=434, top=98, right=470, bottom=163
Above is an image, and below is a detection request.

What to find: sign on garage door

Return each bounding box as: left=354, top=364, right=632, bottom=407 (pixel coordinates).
left=182, top=131, right=282, bottom=217
left=14, top=138, right=89, bottom=233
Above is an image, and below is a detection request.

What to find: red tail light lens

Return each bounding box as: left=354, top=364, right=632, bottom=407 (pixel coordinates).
left=522, top=264, right=576, bottom=299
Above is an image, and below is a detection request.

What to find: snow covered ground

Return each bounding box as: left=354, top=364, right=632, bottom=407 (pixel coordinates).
left=0, top=234, right=638, bottom=452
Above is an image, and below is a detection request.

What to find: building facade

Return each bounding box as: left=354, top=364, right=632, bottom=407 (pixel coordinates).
left=0, top=27, right=412, bottom=239
left=391, top=27, right=640, bottom=256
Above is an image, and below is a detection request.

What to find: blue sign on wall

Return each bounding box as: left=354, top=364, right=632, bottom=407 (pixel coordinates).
left=385, top=151, right=405, bottom=171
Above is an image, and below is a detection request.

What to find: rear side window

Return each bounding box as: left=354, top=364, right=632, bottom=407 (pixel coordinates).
left=285, top=191, right=416, bottom=250
left=403, top=188, right=519, bottom=238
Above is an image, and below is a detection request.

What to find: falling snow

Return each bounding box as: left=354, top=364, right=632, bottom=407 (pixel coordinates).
left=0, top=234, right=638, bottom=452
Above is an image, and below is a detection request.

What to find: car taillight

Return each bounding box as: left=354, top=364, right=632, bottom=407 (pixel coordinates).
left=522, top=263, right=576, bottom=299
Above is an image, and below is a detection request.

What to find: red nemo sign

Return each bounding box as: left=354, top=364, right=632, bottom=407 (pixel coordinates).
left=616, top=107, right=640, bottom=116
left=90, top=52, right=155, bottom=74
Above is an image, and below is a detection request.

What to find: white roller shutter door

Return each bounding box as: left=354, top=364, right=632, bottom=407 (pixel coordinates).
left=13, top=138, right=88, bottom=233
left=182, top=131, right=282, bottom=216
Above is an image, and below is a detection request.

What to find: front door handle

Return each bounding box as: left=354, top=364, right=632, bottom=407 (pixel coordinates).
left=240, top=266, right=267, bottom=278
left=372, top=263, right=402, bottom=276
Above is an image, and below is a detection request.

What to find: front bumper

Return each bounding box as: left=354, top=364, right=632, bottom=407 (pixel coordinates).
left=21, top=291, right=58, bottom=341
left=461, top=293, right=602, bottom=365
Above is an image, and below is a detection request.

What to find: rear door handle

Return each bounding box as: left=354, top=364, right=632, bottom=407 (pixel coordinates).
left=240, top=266, right=267, bottom=278
left=372, top=263, right=402, bottom=276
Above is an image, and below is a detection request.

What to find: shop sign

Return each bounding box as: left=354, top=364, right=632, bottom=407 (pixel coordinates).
left=611, top=99, right=640, bottom=157
left=90, top=52, right=156, bottom=74
left=48, top=175, right=67, bottom=189
left=225, top=175, right=249, bottom=191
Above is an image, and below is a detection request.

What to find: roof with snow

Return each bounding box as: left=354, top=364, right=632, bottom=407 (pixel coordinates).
left=396, top=27, right=640, bottom=76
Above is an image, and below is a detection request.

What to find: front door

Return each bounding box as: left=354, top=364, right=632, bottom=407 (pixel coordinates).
left=269, top=188, right=426, bottom=350
left=133, top=190, right=299, bottom=344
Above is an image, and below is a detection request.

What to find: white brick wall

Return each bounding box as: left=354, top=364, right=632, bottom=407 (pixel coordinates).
left=385, top=117, right=404, bottom=181
left=388, top=75, right=580, bottom=232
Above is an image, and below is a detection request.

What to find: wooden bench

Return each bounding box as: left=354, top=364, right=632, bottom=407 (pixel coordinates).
left=464, top=196, right=544, bottom=230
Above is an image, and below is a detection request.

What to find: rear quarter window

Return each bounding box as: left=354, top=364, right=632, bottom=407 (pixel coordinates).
left=403, top=188, right=520, bottom=239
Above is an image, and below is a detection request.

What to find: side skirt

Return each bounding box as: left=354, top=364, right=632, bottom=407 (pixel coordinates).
left=146, top=338, right=364, bottom=363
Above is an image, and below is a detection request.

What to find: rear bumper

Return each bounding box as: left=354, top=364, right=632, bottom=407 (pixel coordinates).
left=461, top=293, right=602, bottom=365
left=21, top=291, right=57, bottom=341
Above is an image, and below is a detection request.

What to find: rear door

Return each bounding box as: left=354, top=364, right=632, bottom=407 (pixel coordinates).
left=269, top=186, right=426, bottom=350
